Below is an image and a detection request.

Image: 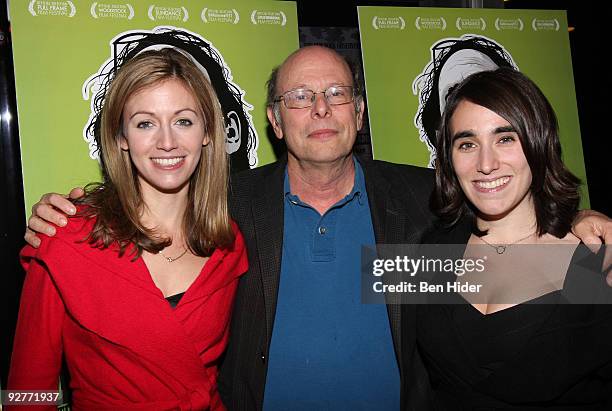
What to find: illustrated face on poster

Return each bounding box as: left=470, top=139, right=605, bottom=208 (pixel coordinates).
left=412, top=35, right=517, bottom=166
left=82, top=26, right=258, bottom=172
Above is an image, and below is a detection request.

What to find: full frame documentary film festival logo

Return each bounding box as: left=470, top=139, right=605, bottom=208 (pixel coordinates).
left=28, top=0, right=76, bottom=17
left=371, top=16, right=406, bottom=30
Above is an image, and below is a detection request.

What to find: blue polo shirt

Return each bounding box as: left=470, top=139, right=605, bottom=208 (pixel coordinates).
left=263, top=158, right=400, bottom=410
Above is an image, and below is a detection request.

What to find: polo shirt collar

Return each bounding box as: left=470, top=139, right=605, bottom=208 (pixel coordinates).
left=284, top=156, right=366, bottom=207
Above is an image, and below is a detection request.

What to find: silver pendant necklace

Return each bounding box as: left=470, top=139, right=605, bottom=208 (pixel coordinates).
left=478, top=231, right=536, bottom=254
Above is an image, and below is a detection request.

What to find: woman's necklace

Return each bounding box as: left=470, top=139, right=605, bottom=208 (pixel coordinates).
left=478, top=230, right=537, bottom=254
left=158, top=247, right=188, bottom=263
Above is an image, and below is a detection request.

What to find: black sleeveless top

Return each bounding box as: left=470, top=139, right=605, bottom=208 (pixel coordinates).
left=411, top=219, right=612, bottom=410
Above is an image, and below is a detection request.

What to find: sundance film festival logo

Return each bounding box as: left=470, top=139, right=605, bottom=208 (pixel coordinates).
left=456, top=17, right=486, bottom=31
left=90, top=3, right=134, bottom=19
left=372, top=16, right=406, bottom=30
left=148, top=5, right=188, bottom=22
left=495, top=18, right=524, bottom=31
left=28, top=0, right=76, bottom=17
left=250, top=10, right=286, bottom=26
left=415, top=16, right=447, bottom=31
left=201, top=8, right=239, bottom=24
left=532, top=18, right=560, bottom=31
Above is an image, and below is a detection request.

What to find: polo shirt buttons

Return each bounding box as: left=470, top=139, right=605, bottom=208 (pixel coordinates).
left=318, top=226, right=327, bottom=235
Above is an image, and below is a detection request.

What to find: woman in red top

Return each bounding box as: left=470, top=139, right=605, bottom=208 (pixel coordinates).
left=9, top=48, right=247, bottom=410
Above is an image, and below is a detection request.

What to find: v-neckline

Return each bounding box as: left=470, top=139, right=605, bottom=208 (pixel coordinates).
left=137, top=252, right=216, bottom=309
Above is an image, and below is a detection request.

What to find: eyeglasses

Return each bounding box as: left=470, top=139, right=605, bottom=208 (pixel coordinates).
left=274, top=86, right=355, bottom=109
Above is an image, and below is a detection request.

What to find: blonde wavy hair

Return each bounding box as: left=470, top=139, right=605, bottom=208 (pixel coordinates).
left=78, top=48, right=233, bottom=257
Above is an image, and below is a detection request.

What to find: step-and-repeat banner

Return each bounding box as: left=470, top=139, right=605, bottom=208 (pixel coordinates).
left=11, top=3, right=589, bottom=210
left=11, top=0, right=298, bottom=212
left=358, top=7, right=589, bottom=207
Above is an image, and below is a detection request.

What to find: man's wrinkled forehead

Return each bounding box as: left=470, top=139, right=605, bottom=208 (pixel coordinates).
left=277, top=46, right=353, bottom=90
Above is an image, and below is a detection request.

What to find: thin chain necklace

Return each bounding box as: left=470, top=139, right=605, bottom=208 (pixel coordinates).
left=158, top=247, right=188, bottom=263
left=478, top=230, right=537, bottom=254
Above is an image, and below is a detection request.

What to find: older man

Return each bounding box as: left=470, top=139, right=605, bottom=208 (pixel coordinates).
left=218, top=46, right=434, bottom=410
left=24, top=46, right=611, bottom=410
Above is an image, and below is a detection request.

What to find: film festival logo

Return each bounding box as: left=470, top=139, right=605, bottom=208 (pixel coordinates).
left=201, top=8, right=239, bottom=25
left=148, top=5, right=188, bottom=22
left=456, top=17, right=486, bottom=31
left=532, top=18, right=560, bottom=31
left=415, top=16, right=447, bottom=31
left=90, top=3, right=134, bottom=20
left=371, top=16, right=406, bottom=30
left=250, top=10, right=287, bottom=26
left=28, top=0, right=76, bottom=17
left=495, top=18, right=524, bottom=31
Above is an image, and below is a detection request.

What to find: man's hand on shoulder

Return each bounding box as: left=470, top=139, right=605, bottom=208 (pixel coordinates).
left=572, top=209, right=612, bottom=285
left=25, top=187, right=85, bottom=248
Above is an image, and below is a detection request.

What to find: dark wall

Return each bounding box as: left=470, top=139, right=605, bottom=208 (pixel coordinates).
left=1, top=0, right=26, bottom=387
left=566, top=9, right=610, bottom=217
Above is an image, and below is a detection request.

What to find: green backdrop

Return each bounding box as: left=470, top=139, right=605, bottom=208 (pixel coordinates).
left=358, top=7, right=589, bottom=207
left=11, top=0, right=298, bottom=213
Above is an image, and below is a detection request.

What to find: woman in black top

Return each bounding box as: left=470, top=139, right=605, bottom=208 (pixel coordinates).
left=402, top=68, right=612, bottom=410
